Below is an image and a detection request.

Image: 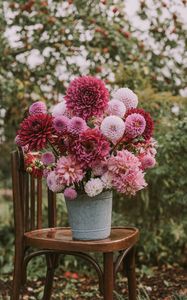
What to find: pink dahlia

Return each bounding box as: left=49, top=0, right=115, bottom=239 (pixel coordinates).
left=138, top=153, right=156, bottom=170
left=47, top=171, right=64, bottom=193
left=17, top=113, right=54, bottom=151
left=64, top=76, right=109, bottom=120
left=53, top=116, right=69, bottom=133
left=107, top=99, right=126, bottom=118
left=64, top=188, right=77, bottom=200
left=72, top=128, right=110, bottom=167
left=100, top=116, right=126, bottom=144
left=125, top=108, right=154, bottom=141
left=91, top=160, right=108, bottom=176
left=68, top=116, right=87, bottom=136
left=134, top=138, right=157, bottom=158
left=29, top=101, right=47, bottom=115
left=55, top=155, right=84, bottom=186
left=107, top=150, right=147, bottom=196
left=112, top=169, right=147, bottom=195
left=41, top=152, right=55, bottom=165
left=108, top=150, right=141, bottom=173
left=113, top=88, right=138, bottom=110
left=125, top=113, right=146, bottom=139
left=52, top=101, right=67, bottom=117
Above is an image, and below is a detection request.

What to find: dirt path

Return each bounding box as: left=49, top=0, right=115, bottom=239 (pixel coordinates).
left=0, top=266, right=186, bottom=299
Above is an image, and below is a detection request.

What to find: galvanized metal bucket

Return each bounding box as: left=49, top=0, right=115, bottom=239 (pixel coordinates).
left=65, top=191, right=113, bottom=240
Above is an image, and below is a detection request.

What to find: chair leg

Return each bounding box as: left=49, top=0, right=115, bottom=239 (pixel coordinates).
left=42, top=254, right=59, bottom=300
left=125, top=247, right=137, bottom=300
left=103, top=252, right=114, bottom=300
left=11, top=246, right=25, bottom=300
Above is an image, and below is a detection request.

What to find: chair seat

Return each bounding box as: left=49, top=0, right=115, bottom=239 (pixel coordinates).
left=24, top=227, right=139, bottom=252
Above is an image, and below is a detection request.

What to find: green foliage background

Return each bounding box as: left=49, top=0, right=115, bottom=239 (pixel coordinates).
left=0, top=0, right=187, bottom=276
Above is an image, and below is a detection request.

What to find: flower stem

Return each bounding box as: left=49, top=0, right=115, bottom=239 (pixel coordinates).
left=110, top=136, right=124, bottom=154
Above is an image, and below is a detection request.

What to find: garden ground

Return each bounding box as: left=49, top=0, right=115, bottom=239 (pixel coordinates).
left=0, top=265, right=187, bottom=300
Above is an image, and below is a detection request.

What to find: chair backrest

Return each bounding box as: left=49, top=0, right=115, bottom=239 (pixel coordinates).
left=11, top=149, right=57, bottom=237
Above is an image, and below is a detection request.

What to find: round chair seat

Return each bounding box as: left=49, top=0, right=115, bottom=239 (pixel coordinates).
left=25, top=227, right=139, bottom=252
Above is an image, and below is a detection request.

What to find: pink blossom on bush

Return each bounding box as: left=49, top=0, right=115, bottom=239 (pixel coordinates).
left=29, top=101, right=47, bottom=115
left=64, top=188, right=77, bottom=200
left=65, top=76, right=109, bottom=120
left=55, top=155, right=84, bottom=186
left=125, top=113, right=146, bottom=138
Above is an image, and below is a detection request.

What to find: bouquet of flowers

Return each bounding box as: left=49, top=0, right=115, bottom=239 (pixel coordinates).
left=15, top=76, right=157, bottom=200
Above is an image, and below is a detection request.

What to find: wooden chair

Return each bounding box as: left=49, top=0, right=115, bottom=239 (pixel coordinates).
left=11, top=149, right=139, bottom=300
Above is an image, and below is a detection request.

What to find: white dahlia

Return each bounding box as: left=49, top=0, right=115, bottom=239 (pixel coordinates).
left=113, top=88, right=138, bottom=110
left=84, top=178, right=103, bottom=197
left=100, top=115, right=125, bottom=144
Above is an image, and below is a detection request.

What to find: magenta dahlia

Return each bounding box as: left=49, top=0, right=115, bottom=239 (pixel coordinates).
left=125, top=108, right=154, bottom=141
left=71, top=128, right=110, bottom=167
left=64, top=76, right=109, bottom=120
left=68, top=116, right=87, bottom=136
left=17, top=113, right=54, bottom=151
left=29, top=101, right=47, bottom=115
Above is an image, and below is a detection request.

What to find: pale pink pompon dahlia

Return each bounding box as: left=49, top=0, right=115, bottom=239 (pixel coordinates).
left=64, top=76, right=109, bottom=121
left=29, top=101, right=47, bottom=115
left=125, top=113, right=146, bottom=139
left=84, top=178, right=103, bottom=197
left=113, top=88, right=138, bottom=110
left=107, top=99, right=126, bottom=118
left=100, top=116, right=125, bottom=144
left=55, top=155, right=84, bottom=186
